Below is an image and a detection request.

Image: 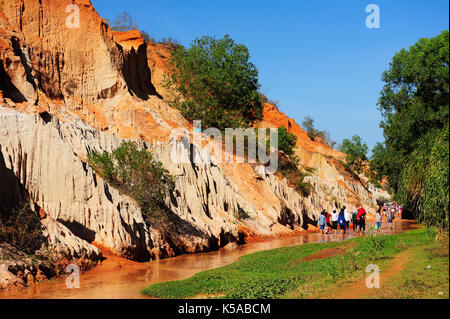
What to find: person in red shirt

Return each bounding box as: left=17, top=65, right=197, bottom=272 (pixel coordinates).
left=357, top=208, right=367, bottom=235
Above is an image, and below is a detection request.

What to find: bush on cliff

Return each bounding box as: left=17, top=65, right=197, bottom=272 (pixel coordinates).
left=164, top=35, right=263, bottom=130
left=0, top=203, right=46, bottom=255
left=263, top=126, right=311, bottom=197
left=88, top=142, right=175, bottom=224
left=301, top=116, right=336, bottom=148
left=276, top=126, right=297, bottom=157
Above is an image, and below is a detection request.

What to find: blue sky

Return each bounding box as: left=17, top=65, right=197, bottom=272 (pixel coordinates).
left=91, top=0, right=449, bottom=152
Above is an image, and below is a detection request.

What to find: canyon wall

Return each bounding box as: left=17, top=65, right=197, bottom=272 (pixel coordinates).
left=0, top=0, right=389, bottom=275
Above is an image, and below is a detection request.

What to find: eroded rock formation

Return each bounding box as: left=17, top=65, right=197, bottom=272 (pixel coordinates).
left=0, top=0, right=389, bottom=282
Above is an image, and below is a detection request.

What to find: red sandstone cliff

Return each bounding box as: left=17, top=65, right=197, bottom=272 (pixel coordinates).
left=0, top=0, right=389, bottom=287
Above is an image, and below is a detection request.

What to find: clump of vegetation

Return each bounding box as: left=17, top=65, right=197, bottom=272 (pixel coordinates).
left=164, top=35, right=263, bottom=130
left=305, top=166, right=318, bottom=174
left=370, top=30, right=449, bottom=230
left=295, top=175, right=312, bottom=197
left=365, top=234, right=387, bottom=261
left=338, top=134, right=369, bottom=176
left=235, top=208, right=250, bottom=221
left=107, top=11, right=138, bottom=31
left=301, top=116, right=336, bottom=149
left=262, top=125, right=312, bottom=197
left=157, top=37, right=182, bottom=48
left=276, top=126, right=297, bottom=157
left=0, top=203, right=46, bottom=255
left=106, top=11, right=181, bottom=49
left=88, top=142, right=175, bottom=225
left=277, top=155, right=312, bottom=197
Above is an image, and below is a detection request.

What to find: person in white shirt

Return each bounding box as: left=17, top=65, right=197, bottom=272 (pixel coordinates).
left=331, top=210, right=339, bottom=233
left=344, top=206, right=350, bottom=230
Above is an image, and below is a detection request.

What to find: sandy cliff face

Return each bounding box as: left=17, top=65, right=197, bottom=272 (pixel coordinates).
left=2, top=0, right=128, bottom=105
left=0, top=0, right=389, bottom=270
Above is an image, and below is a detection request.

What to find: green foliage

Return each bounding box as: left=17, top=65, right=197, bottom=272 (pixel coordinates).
left=371, top=30, right=449, bottom=229
left=295, top=177, right=311, bottom=197
left=301, top=116, right=317, bottom=140
left=140, top=30, right=152, bottom=42
left=164, top=35, right=263, bottom=130
left=277, top=156, right=311, bottom=197
left=369, top=142, right=390, bottom=185
left=0, top=203, right=45, bottom=255
left=235, top=207, right=250, bottom=221
left=305, top=167, right=318, bottom=174
left=425, top=227, right=438, bottom=242
left=161, top=37, right=182, bottom=47
left=87, top=142, right=175, bottom=225
left=276, top=126, right=297, bottom=157
left=301, top=116, right=336, bottom=148
left=395, top=126, right=449, bottom=229
left=365, top=235, right=387, bottom=261
left=339, top=135, right=369, bottom=175
left=87, top=151, right=115, bottom=182
left=265, top=126, right=311, bottom=197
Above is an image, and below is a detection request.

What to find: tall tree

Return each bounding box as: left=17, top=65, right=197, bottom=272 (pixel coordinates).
left=339, top=135, right=368, bottom=174
left=371, top=30, right=449, bottom=229
left=164, top=35, right=263, bottom=129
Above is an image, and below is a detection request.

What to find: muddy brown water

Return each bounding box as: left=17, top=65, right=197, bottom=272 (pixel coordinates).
left=0, top=220, right=417, bottom=299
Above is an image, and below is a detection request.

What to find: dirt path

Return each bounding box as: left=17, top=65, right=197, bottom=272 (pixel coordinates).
left=329, top=248, right=413, bottom=299
left=301, top=247, right=348, bottom=263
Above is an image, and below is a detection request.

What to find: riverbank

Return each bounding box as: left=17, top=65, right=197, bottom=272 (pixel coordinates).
left=142, top=226, right=449, bottom=299
left=0, top=220, right=419, bottom=299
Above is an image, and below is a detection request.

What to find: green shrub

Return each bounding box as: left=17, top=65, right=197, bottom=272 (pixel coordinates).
left=296, top=179, right=311, bottom=197
left=301, top=116, right=335, bottom=148
left=425, top=227, right=438, bottom=242
left=276, top=126, right=297, bottom=157
left=366, top=235, right=387, bottom=261
left=0, top=203, right=45, bottom=255
left=164, top=35, right=263, bottom=130
left=305, top=167, right=318, bottom=174
left=277, top=156, right=312, bottom=197
left=88, top=142, right=175, bottom=225
left=235, top=208, right=250, bottom=221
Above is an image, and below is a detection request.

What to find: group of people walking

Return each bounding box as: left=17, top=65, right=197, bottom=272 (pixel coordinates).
left=374, top=203, right=398, bottom=234
left=317, top=203, right=400, bottom=236
left=317, top=206, right=367, bottom=235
